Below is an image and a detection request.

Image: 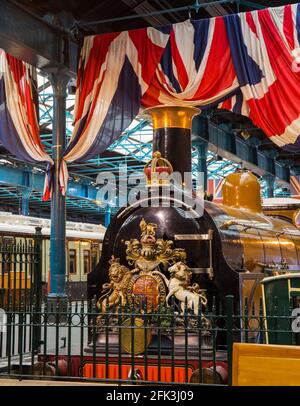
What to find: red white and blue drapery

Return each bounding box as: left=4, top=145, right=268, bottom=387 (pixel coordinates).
left=59, top=3, right=300, bottom=195
left=0, top=50, right=53, bottom=199
left=1, top=4, right=300, bottom=200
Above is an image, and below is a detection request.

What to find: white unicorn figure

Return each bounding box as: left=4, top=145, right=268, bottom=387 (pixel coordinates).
left=153, top=261, right=207, bottom=315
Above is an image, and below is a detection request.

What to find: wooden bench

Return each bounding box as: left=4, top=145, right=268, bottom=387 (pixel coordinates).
left=232, top=343, right=300, bottom=386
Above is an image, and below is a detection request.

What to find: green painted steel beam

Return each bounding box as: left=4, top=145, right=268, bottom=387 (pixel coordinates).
left=0, top=164, right=97, bottom=201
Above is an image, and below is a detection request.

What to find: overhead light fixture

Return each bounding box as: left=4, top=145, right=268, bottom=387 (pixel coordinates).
left=240, top=130, right=251, bottom=140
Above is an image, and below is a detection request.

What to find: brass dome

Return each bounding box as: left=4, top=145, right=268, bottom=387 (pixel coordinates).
left=222, top=169, right=262, bottom=212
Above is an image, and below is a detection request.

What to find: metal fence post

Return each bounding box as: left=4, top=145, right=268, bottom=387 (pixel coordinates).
left=32, top=226, right=43, bottom=351
left=226, top=295, right=234, bottom=386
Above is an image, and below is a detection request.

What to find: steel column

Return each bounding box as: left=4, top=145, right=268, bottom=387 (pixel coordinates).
left=104, top=205, right=111, bottom=227
left=263, top=174, right=275, bottom=198
left=20, top=188, right=31, bottom=216
left=32, top=226, right=43, bottom=350
left=195, top=141, right=208, bottom=192
left=48, top=71, right=69, bottom=297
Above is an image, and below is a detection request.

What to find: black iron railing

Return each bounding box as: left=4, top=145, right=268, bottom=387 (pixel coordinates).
left=0, top=294, right=299, bottom=385
left=0, top=227, right=43, bottom=312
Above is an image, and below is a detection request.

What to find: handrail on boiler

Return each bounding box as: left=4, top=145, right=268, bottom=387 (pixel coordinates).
left=219, top=220, right=300, bottom=237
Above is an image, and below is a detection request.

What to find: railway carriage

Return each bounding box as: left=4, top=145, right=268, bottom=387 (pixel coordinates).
left=0, top=212, right=105, bottom=303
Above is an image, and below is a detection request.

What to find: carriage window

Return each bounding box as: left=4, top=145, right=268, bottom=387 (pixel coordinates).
left=91, top=251, right=97, bottom=270
left=69, top=249, right=77, bottom=274
left=83, top=250, right=91, bottom=274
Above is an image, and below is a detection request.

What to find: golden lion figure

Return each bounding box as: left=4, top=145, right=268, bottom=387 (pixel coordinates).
left=97, top=256, right=137, bottom=312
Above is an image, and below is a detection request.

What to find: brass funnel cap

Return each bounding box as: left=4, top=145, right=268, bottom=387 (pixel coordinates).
left=143, top=105, right=200, bottom=129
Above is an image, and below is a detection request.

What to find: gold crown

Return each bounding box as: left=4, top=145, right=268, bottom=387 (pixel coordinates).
left=140, top=218, right=157, bottom=237
left=144, top=151, right=173, bottom=186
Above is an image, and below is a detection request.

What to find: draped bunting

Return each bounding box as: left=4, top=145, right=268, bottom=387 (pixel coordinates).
left=57, top=3, right=300, bottom=196
left=0, top=50, right=53, bottom=199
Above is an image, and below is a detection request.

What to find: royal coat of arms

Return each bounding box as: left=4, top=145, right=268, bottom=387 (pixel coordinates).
left=96, top=219, right=208, bottom=355
left=97, top=219, right=207, bottom=314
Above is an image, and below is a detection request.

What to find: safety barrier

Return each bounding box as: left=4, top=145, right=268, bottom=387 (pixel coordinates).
left=0, top=294, right=299, bottom=385
left=0, top=227, right=43, bottom=311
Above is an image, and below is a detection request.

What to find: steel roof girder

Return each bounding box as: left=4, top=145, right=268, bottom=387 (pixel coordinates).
left=0, top=0, right=78, bottom=75
left=0, top=164, right=97, bottom=200
left=192, top=116, right=290, bottom=183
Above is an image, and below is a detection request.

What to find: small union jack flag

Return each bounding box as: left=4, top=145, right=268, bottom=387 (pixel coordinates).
left=207, top=178, right=224, bottom=204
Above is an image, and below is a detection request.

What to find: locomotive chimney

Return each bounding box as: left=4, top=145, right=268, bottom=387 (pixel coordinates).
left=144, top=106, right=200, bottom=183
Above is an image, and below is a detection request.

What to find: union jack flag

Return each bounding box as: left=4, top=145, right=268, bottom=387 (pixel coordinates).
left=58, top=3, right=300, bottom=198
left=207, top=178, right=224, bottom=204
left=0, top=50, right=53, bottom=199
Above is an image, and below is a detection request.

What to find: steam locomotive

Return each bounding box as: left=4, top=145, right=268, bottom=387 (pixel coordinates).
left=88, top=106, right=300, bottom=314
left=83, top=105, right=300, bottom=384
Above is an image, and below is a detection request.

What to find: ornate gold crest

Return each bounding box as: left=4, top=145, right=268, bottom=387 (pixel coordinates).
left=98, top=219, right=187, bottom=312
left=98, top=219, right=207, bottom=355
left=125, top=218, right=186, bottom=270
